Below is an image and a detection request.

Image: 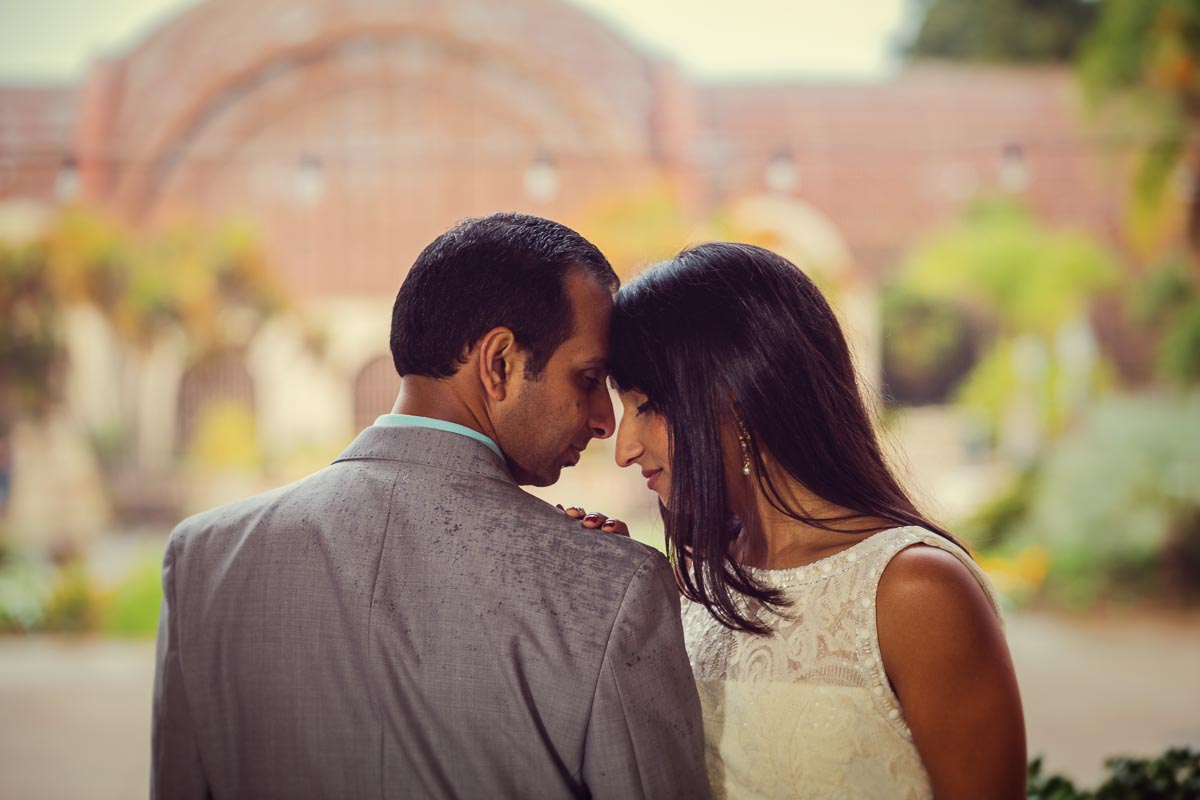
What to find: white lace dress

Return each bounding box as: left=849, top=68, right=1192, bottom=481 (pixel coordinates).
left=681, top=526, right=1002, bottom=799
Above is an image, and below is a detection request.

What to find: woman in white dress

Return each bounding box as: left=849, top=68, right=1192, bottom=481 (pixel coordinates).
left=588, top=243, right=1026, bottom=798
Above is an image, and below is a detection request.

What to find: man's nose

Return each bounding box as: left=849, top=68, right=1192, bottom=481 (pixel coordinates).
left=589, top=388, right=616, bottom=439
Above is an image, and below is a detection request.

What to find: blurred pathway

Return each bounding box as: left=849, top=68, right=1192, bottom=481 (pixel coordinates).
left=1009, top=610, right=1200, bottom=784
left=0, top=637, right=155, bottom=800
left=1, top=612, right=1198, bottom=798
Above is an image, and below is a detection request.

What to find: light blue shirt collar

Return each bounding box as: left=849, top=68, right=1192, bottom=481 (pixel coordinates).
left=373, top=414, right=504, bottom=461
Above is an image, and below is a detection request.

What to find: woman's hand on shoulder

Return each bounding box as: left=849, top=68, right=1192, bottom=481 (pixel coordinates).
left=556, top=504, right=630, bottom=537
left=876, top=544, right=1027, bottom=800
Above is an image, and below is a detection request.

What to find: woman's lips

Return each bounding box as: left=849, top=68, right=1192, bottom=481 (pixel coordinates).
left=643, top=469, right=662, bottom=491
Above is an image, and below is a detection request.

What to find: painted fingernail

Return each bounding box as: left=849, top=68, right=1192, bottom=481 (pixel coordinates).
left=568, top=506, right=584, bottom=514
left=602, top=520, right=615, bottom=528
left=555, top=504, right=564, bottom=510
left=584, top=513, right=601, bottom=523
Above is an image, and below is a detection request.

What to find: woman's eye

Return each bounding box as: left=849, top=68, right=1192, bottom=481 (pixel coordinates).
left=635, top=401, right=652, bottom=416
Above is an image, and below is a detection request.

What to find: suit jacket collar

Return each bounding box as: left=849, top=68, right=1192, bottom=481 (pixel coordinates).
left=334, top=425, right=515, bottom=485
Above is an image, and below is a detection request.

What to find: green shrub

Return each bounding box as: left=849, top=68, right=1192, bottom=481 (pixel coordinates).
left=43, top=561, right=101, bottom=632
left=1028, top=748, right=1200, bottom=799
left=0, top=558, right=53, bottom=632
left=881, top=284, right=977, bottom=405
left=186, top=398, right=261, bottom=471
left=101, top=552, right=164, bottom=637
left=1013, top=393, right=1200, bottom=607
left=963, top=464, right=1040, bottom=551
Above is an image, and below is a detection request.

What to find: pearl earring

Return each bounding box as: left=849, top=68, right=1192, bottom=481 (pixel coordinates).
left=737, top=420, right=752, bottom=476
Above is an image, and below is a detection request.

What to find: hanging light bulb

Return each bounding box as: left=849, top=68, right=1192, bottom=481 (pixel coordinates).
left=1000, top=143, right=1030, bottom=193
left=523, top=153, right=558, bottom=203
left=294, top=153, right=325, bottom=207
left=55, top=156, right=79, bottom=203
left=764, top=148, right=798, bottom=194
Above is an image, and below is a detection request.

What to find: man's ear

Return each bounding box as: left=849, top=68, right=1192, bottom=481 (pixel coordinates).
left=476, top=326, right=517, bottom=401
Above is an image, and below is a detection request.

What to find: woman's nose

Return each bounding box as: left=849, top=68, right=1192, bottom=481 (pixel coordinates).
left=614, top=417, right=642, bottom=467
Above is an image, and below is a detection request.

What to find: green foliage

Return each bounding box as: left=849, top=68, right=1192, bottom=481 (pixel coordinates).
left=1028, top=748, right=1200, bottom=799
left=1027, top=756, right=1082, bottom=799
left=0, top=208, right=287, bottom=437
left=881, top=284, right=977, bottom=405
left=101, top=552, right=164, bottom=637
left=0, top=547, right=165, bottom=636
left=0, top=558, right=54, bottom=632
left=572, top=178, right=786, bottom=282
left=573, top=180, right=697, bottom=280
left=903, top=200, right=1120, bottom=336
left=1161, top=298, right=1200, bottom=384
left=44, top=209, right=286, bottom=351
left=962, top=464, right=1040, bottom=551
left=0, top=241, right=64, bottom=431
left=43, top=561, right=102, bottom=632
left=906, top=0, right=1099, bottom=63
left=1079, top=0, right=1200, bottom=105
left=895, top=199, right=1119, bottom=436
left=1012, top=393, right=1200, bottom=607
left=1078, top=0, right=1200, bottom=244
left=1133, top=254, right=1200, bottom=386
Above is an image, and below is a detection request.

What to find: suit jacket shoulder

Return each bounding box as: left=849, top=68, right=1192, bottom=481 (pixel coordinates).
left=154, top=424, right=709, bottom=800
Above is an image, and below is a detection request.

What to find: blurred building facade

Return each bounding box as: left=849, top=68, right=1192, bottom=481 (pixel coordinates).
left=0, top=0, right=1126, bottom=533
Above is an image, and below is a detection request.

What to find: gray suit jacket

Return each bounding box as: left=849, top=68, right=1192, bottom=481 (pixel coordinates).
left=152, top=425, right=710, bottom=799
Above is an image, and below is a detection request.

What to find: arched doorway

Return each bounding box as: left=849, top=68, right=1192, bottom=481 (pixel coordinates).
left=175, top=349, right=256, bottom=458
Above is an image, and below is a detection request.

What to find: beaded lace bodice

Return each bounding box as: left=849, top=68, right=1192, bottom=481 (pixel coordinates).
left=681, top=526, right=1001, bottom=799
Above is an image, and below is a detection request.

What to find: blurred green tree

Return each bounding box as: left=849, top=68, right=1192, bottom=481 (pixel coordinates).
left=0, top=241, right=63, bottom=436
left=1013, top=393, right=1200, bottom=607
left=906, top=0, right=1099, bottom=63
left=571, top=177, right=784, bottom=281
left=896, top=199, right=1120, bottom=440
left=1131, top=252, right=1200, bottom=385
left=44, top=208, right=285, bottom=352
left=1080, top=0, right=1200, bottom=388
left=0, top=208, right=286, bottom=456
left=1079, top=0, right=1200, bottom=251
left=1078, top=0, right=1200, bottom=388
left=881, top=283, right=977, bottom=405
left=571, top=179, right=700, bottom=281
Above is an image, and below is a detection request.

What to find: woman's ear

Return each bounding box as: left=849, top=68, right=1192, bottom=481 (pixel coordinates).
left=476, top=326, right=516, bottom=401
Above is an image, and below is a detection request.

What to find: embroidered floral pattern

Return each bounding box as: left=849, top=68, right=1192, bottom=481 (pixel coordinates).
left=682, top=527, right=1002, bottom=799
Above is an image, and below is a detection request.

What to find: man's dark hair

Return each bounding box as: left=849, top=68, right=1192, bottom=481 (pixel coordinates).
left=391, top=213, right=618, bottom=379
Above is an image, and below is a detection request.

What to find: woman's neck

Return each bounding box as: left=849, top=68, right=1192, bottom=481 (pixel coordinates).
left=733, top=468, right=896, bottom=570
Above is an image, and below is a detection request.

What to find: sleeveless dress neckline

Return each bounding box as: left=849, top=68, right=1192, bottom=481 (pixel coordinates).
left=682, top=526, right=1003, bottom=799
left=740, top=525, right=914, bottom=584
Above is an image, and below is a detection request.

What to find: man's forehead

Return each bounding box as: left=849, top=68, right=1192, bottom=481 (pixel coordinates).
left=576, top=355, right=609, bottom=370
left=562, top=271, right=612, bottom=337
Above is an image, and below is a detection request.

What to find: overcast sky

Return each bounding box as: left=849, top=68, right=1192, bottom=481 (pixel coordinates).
left=0, top=0, right=916, bottom=83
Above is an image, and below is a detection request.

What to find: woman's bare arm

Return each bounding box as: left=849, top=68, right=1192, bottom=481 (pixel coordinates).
left=877, top=545, right=1027, bottom=799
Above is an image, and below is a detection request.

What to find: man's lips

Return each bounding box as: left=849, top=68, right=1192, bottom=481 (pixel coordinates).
left=642, top=468, right=662, bottom=491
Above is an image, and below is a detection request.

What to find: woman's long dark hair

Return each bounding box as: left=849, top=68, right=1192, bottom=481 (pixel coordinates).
left=611, top=243, right=959, bottom=635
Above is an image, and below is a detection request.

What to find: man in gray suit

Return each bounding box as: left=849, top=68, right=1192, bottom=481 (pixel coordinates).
left=152, top=213, right=710, bottom=799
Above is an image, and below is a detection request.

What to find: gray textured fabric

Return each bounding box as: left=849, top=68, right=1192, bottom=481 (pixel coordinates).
left=152, top=425, right=710, bottom=799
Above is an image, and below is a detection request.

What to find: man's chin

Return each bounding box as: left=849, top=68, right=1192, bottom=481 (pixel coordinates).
left=509, top=447, right=582, bottom=487
left=511, top=464, right=561, bottom=488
